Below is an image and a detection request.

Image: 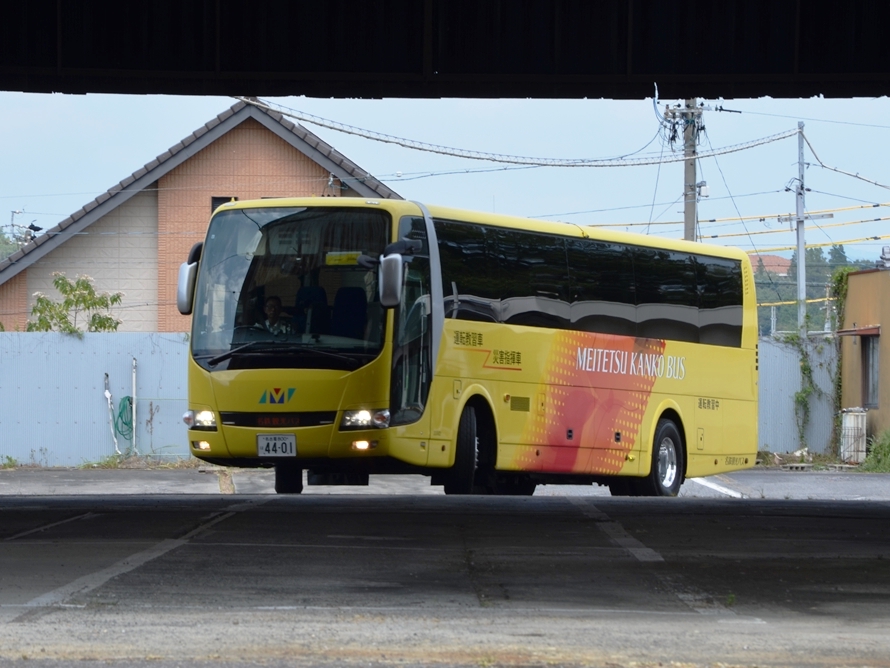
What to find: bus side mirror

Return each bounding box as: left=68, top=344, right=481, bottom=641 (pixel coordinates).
left=177, top=261, right=198, bottom=315
left=379, top=253, right=403, bottom=308
left=177, top=242, right=203, bottom=315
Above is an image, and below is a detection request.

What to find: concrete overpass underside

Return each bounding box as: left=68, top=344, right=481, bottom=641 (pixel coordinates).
left=3, top=0, right=890, bottom=100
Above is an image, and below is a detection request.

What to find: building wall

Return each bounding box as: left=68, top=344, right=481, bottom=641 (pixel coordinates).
left=0, top=271, right=28, bottom=331
left=25, top=190, right=159, bottom=332
left=841, top=269, right=890, bottom=436
left=157, top=117, right=341, bottom=332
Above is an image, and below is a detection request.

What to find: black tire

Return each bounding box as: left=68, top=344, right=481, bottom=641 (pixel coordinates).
left=608, top=478, right=637, bottom=497
left=494, top=474, right=537, bottom=496
left=635, top=418, right=684, bottom=497
left=274, top=464, right=303, bottom=494
left=444, top=406, right=477, bottom=495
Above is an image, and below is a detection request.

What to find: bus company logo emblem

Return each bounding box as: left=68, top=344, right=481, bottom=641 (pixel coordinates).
left=259, top=388, right=295, bottom=404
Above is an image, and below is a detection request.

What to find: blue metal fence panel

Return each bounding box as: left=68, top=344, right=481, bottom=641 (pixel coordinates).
left=758, top=336, right=837, bottom=454
left=0, top=333, right=189, bottom=467
left=0, top=332, right=841, bottom=466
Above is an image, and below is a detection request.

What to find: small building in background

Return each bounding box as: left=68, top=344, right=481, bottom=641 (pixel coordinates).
left=0, top=100, right=399, bottom=332
left=751, top=254, right=791, bottom=277
left=839, top=247, right=890, bottom=437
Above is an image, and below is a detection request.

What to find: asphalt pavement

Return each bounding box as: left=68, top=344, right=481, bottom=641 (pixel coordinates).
left=1, top=465, right=889, bottom=499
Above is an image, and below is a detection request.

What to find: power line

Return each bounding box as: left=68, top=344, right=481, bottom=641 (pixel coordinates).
left=802, top=132, right=890, bottom=191
left=715, top=106, right=890, bottom=130
left=532, top=189, right=784, bottom=220
left=746, top=233, right=890, bottom=254
left=238, top=97, right=799, bottom=168
left=702, top=215, right=890, bottom=240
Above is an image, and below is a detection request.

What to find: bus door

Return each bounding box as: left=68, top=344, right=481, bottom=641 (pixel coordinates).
left=389, top=217, right=433, bottom=462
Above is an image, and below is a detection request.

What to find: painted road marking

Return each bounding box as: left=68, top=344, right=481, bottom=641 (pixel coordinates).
left=13, top=499, right=273, bottom=615
left=566, top=497, right=664, bottom=562
left=690, top=477, right=746, bottom=498
left=5, top=512, right=98, bottom=541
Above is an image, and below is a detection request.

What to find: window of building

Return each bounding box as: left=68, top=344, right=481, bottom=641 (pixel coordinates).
left=862, top=335, right=880, bottom=408
left=211, top=196, right=238, bottom=212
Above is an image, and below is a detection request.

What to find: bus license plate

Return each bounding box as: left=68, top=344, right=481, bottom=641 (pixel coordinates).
left=257, top=434, right=296, bottom=457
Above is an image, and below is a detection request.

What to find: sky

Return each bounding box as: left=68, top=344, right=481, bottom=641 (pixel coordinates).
left=2, top=91, right=890, bottom=262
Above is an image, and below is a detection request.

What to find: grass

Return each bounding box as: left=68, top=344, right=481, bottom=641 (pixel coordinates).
left=759, top=436, right=890, bottom=473
left=757, top=449, right=851, bottom=470
left=1, top=455, right=17, bottom=469
left=862, top=430, right=890, bottom=472
left=80, top=454, right=205, bottom=470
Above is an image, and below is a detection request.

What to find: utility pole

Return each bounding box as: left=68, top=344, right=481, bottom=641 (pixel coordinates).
left=795, top=122, right=806, bottom=334
left=775, top=123, right=833, bottom=335
left=683, top=98, right=698, bottom=242
left=663, top=100, right=704, bottom=241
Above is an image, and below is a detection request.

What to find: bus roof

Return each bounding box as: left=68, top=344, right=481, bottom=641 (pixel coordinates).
left=215, top=197, right=750, bottom=264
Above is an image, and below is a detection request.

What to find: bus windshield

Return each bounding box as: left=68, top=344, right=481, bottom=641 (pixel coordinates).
left=190, top=205, right=390, bottom=371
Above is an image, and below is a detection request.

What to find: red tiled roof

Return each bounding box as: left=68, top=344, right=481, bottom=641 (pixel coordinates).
left=751, top=254, right=791, bottom=275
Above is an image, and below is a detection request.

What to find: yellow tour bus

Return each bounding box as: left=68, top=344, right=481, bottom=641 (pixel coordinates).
left=178, top=197, right=757, bottom=496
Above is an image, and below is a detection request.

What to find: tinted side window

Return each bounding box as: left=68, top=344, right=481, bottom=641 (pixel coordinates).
left=435, top=220, right=499, bottom=322
left=567, top=239, right=636, bottom=336
left=633, top=248, right=699, bottom=342
left=697, top=255, right=743, bottom=346
left=494, top=229, right=570, bottom=328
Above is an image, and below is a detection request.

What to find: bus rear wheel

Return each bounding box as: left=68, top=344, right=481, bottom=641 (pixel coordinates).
left=608, top=478, right=638, bottom=496
left=636, top=419, right=684, bottom=497
left=274, top=464, right=303, bottom=494
left=494, top=474, right=537, bottom=496
left=444, top=406, right=477, bottom=495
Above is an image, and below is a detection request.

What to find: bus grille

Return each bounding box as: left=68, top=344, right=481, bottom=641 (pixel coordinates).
left=220, top=412, right=337, bottom=428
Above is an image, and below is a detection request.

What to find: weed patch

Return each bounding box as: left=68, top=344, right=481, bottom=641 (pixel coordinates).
left=80, top=454, right=204, bottom=470
left=862, top=430, right=890, bottom=472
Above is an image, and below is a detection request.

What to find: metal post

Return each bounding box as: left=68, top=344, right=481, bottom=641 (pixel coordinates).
left=796, top=122, right=806, bottom=334
left=132, top=357, right=138, bottom=455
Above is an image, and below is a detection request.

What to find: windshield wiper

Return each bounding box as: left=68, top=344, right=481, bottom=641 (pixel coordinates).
left=205, top=341, right=268, bottom=366
left=203, top=342, right=373, bottom=368
left=264, top=344, right=371, bottom=367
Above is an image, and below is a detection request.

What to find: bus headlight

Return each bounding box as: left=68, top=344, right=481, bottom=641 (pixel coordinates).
left=340, top=409, right=390, bottom=430
left=183, top=409, right=217, bottom=431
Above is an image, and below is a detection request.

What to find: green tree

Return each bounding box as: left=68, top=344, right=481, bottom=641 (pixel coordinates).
left=26, top=273, right=123, bottom=336
left=0, top=230, right=17, bottom=262
left=828, top=244, right=848, bottom=269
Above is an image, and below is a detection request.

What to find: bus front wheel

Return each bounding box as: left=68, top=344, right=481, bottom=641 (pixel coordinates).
left=444, top=406, right=477, bottom=495
left=274, top=464, right=303, bottom=494
left=636, top=419, right=684, bottom=497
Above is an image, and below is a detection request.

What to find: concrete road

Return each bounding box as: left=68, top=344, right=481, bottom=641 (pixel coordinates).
left=3, top=466, right=890, bottom=500
left=0, top=474, right=889, bottom=667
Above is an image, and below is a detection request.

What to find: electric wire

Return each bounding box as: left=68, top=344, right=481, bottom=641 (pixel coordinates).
left=702, top=128, right=783, bottom=301
left=715, top=106, right=890, bottom=130
left=237, top=97, right=798, bottom=168
left=646, top=130, right=668, bottom=233
left=746, top=233, right=890, bottom=254
left=531, top=189, right=784, bottom=220
left=702, top=215, right=890, bottom=240
left=802, top=131, right=890, bottom=191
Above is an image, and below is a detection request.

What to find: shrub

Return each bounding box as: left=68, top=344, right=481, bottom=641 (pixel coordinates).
left=862, top=430, right=890, bottom=472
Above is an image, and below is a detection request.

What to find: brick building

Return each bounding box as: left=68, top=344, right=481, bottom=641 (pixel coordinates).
left=0, top=101, right=399, bottom=332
